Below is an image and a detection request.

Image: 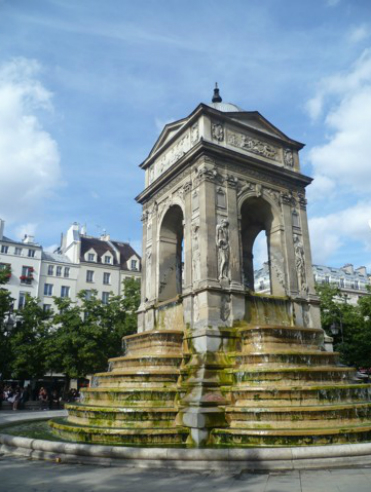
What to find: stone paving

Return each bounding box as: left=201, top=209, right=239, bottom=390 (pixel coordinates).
left=1, top=411, right=371, bottom=491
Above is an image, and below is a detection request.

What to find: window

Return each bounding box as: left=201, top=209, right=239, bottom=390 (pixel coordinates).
left=103, top=272, right=111, bottom=285
left=88, top=253, right=95, bottom=262
left=61, top=286, right=70, bottom=298
left=18, top=292, right=26, bottom=309
left=85, top=290, right=92, bottom=300
left=340, top=278, right=345, bottom=288
left=131, top=259, right=138, bottom=270
left=86, top=270, right=94, bottom=282
left=28, top=249, right=35, bottom=258
left=355, top=281, right=359, bottom=290
left=44, top=283, right=53, bottom=296
left=102, top=292, right=110, bottom=305
left=20, top=266, right=34, bottom=284
left=43, top=304, right=52, bottom=312
left=64, top=267, right=70, bottom=278
left=14, top=247, right=22, bottom=255
left=1, top=245, right=8, bottom=254
left=56, top=266, right=62, bottom=277
left=47, top=265, right=54, bottom=276
left=325, top=276, right=330, bottom=284
left=104, top=255, right=111, bottom=264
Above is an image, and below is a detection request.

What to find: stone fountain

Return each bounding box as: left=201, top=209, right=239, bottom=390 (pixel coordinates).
left=51, top=86, right=371, bottom=449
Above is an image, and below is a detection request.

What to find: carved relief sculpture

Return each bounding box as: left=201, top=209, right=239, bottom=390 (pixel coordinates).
left=294, top=234, right=307, bottom=295
left=220, top=294, right=231, bottom=322
left=212, top=122, right=224, bottom=142
left=191, top=123, right=199, bottom=144
left=227, top=130, right=279, bottom=161
left=145, top=248, right=152, bottom=300
left=284, top=149, right=294, bottom=168
left=216, top=219, right=230, bottom=282
left=191, top=223, right=201, bottom=282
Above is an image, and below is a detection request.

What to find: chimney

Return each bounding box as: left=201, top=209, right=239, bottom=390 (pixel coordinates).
left=341, top=264, right=354, bottom=275
left=356, top=266, right=367, bottom=276
left=0, top=219, right=4, bottom=240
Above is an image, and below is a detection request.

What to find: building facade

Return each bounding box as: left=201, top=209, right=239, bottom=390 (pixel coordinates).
left=254, top=261, right=370, bottom=304
left=0, top=220, right=141, bottom=312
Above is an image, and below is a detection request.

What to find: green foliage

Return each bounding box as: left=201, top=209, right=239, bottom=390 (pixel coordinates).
left=316, top=283, right=371, bottom=370
left=10, top=295, right=52, bottom=379
left=0, top=264, right=11, bottom=285
left=0, top=286, right=14, bottom=379
left=45, top=277, right=140, bottom=381
left=0, top=277, right=141, bottom=382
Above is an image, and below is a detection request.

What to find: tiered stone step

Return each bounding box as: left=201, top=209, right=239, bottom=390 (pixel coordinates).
left=212, top=324, right=371, bottom=447
left=226, top=383, right=371, bottom=407
left=50, top=420, right=188, bottom=446
left=82, top=386, right=179, bottom=407
left=51, top=330, right=189, bottom=446
left=210, top=424, right=371, bottom=447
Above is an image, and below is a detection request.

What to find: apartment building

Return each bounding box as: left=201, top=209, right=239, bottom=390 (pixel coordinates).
left=0, top=219, right=141, bottom=311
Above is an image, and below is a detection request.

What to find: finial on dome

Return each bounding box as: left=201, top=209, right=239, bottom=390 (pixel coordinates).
left=212, top=82, right=222, bottom=103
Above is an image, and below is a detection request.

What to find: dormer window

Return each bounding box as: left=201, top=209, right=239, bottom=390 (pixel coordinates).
left=131, top=259, right=138, bottom=270
left=88, top=253, right=95, bottom=262
left=104, top=255, right=111, bottom=264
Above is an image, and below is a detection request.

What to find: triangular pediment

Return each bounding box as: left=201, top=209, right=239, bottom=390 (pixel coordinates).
left=226, top=111, right=299, bottom=146
left=148, top=117, right=188, bottom=158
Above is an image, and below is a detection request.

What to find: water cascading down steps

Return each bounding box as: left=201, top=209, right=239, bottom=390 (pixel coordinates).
left=50, top=317, right=371, bottom=447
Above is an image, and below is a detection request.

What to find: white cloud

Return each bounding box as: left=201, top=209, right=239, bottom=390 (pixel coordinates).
left=14, top=222, right=38, bottom=242
left=326, top=0, right=341, bottom=6
left=252, top=231, right=268, bottom=270
left=307, top=49, right=371, bottom=194
left=309, top=202, right=371, bottom=264
left=44, top=243, right=59, bottom=253
left=348, top=25, right=370, bottom=44
left=0, top=58, right=61, bottom=222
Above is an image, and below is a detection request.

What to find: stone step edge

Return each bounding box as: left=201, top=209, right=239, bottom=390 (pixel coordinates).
left=66, top=404, right=178, bottom=413
left=223, top=383, right=371, bottom=391
left=50, top=420, right=188, bottom=436
left=211, top=424, right=371, bottom=437
left=225, top=402, right=371, bottom=413
left=226, top=366, right=355, bottom=374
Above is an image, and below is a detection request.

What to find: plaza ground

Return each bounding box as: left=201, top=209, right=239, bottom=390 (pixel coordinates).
left=1, top=411, right=371, bottom=491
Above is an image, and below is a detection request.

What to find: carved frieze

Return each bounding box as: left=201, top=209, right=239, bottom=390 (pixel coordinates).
left=149, top=129, right=198, bottom=186
left=227, top=129, right=280, bottom=162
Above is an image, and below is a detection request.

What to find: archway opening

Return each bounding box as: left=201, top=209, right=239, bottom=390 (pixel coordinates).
left=253, top=230, right=271, bottom=294
left=240, top=197, right=273, bottom=293
left=158, top=205, right=184, bottom=302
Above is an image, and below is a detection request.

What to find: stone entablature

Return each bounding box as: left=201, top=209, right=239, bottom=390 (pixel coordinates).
left=142, top=105, right=303, bottom=190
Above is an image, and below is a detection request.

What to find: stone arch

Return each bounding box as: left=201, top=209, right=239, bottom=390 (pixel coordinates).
left=158, top=204, right=184, bottom=302
left=238, top=192, right=285, bottom=295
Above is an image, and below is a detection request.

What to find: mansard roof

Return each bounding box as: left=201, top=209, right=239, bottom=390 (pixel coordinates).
left=80, top=236, right=141, bottom=271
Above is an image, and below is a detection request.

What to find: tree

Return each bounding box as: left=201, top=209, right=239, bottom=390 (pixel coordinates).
left=316, top=283, right=370, bottom=370
left=46, top=278, right=140, bottom=387
left=9, top=295, right=51, bottom=380
left=0, top=284, right=14, bottom=380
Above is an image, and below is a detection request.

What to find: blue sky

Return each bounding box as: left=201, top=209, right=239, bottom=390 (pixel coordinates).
left=1, top=0, right=371, bottom=270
